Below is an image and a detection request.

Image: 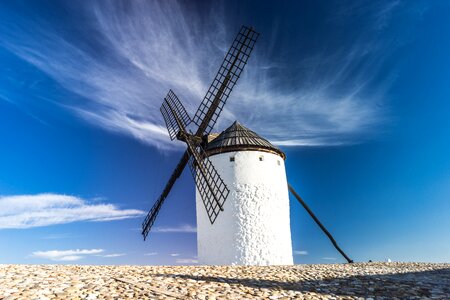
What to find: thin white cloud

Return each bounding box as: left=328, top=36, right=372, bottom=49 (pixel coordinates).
left=100, top=253, right=125, bottom=258
left=294, top=250, right=308, bottom=255
left=32, top=249, right=104, bottom=261
left=0, top=1, right=408, bottom=149
left=332, top=0, right=403, bottom=30
left=322, top=257, right=337, bottom=260
left=144, top=252, right=158, bottom=256
left=153, top=224, right=197, bottom=233
left=0, top=193, right=144, bottom=229
left=58, top=255, right=83, bottom=261
left=176, top=258, right=198, bottom=264
left=40, top=233, right=75, bottom=240
left=170, top=253, right=180, bottom=257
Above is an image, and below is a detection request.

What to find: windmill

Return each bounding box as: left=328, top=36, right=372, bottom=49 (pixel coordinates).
left=142, top=25, right=353, bottom=265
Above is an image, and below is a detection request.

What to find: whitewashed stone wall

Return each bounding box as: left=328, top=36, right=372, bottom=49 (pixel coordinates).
left=196, top=150, right=293, bottom=265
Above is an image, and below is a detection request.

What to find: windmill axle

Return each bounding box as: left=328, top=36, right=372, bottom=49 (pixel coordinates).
left=176, top=131, right=202, bottom=146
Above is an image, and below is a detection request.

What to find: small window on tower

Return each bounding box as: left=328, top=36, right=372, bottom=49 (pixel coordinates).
left=277, top=160, right=280, bottom=166
left=259, top=155, right=264, bottom=161
left=230, top=156, right=235, bottom=162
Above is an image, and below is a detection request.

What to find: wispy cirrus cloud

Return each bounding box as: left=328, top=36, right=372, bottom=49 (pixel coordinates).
left=175, top=258, right=198, bottom=264
left=40, top=233, right=76, bottom=240
left=0, top=1, right=420, bottom=148
left=0, top=193, right=144, bottom=229
left=294, top=250, right=308, bottom=255
left=32, top=249, right=104, bottom=261
left=99, top=253, right=126, bottom=258
left=153, top=224, right=197, bottom=233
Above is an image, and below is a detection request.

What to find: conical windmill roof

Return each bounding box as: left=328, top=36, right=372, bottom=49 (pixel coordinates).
left=205, top=121, right=285, bottom=159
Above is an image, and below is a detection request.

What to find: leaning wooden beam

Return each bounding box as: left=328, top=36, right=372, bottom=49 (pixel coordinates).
left=288, top=183, right=354, bottom=264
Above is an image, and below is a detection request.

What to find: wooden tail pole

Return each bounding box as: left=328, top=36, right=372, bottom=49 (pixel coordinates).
left=288, top=184, right=354, bottom=263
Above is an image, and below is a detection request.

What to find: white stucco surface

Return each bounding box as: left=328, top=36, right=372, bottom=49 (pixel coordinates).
left=196, top=150, right=293, bottom=265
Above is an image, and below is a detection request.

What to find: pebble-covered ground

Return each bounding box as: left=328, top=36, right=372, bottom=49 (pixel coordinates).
left=0, top=262, right=448, bottom=299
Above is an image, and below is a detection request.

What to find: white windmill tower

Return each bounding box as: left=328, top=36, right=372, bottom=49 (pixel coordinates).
left=197, top=121, right=293, bottom=265
left=141, top=25, right=353, bottom=265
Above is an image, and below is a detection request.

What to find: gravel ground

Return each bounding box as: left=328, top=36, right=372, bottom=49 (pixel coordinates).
left=0, top=262, right=448, bottom=299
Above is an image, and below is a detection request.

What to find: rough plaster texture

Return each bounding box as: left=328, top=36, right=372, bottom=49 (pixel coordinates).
left=196, top=150, right=293, bottom=265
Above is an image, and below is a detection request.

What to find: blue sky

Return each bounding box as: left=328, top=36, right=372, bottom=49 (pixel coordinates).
left=0, top=0, right=449, bottom=265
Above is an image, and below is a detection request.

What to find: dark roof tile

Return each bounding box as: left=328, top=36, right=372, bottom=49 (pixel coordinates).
left=205, top=121, right=285, bottom=159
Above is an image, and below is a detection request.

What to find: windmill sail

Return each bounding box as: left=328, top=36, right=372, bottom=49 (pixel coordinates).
left=142, top=151, right=190, bottom=240
left=186, top=143, right=229, bottom=224
left=160, top=90, right=191, bottom=140
left=193, top=26, right=259, bottom=135
left=142, top=25, right=259, bottom=241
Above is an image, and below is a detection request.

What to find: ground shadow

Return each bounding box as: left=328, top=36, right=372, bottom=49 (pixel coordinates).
left=153, top=266, right=450, bottom=298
